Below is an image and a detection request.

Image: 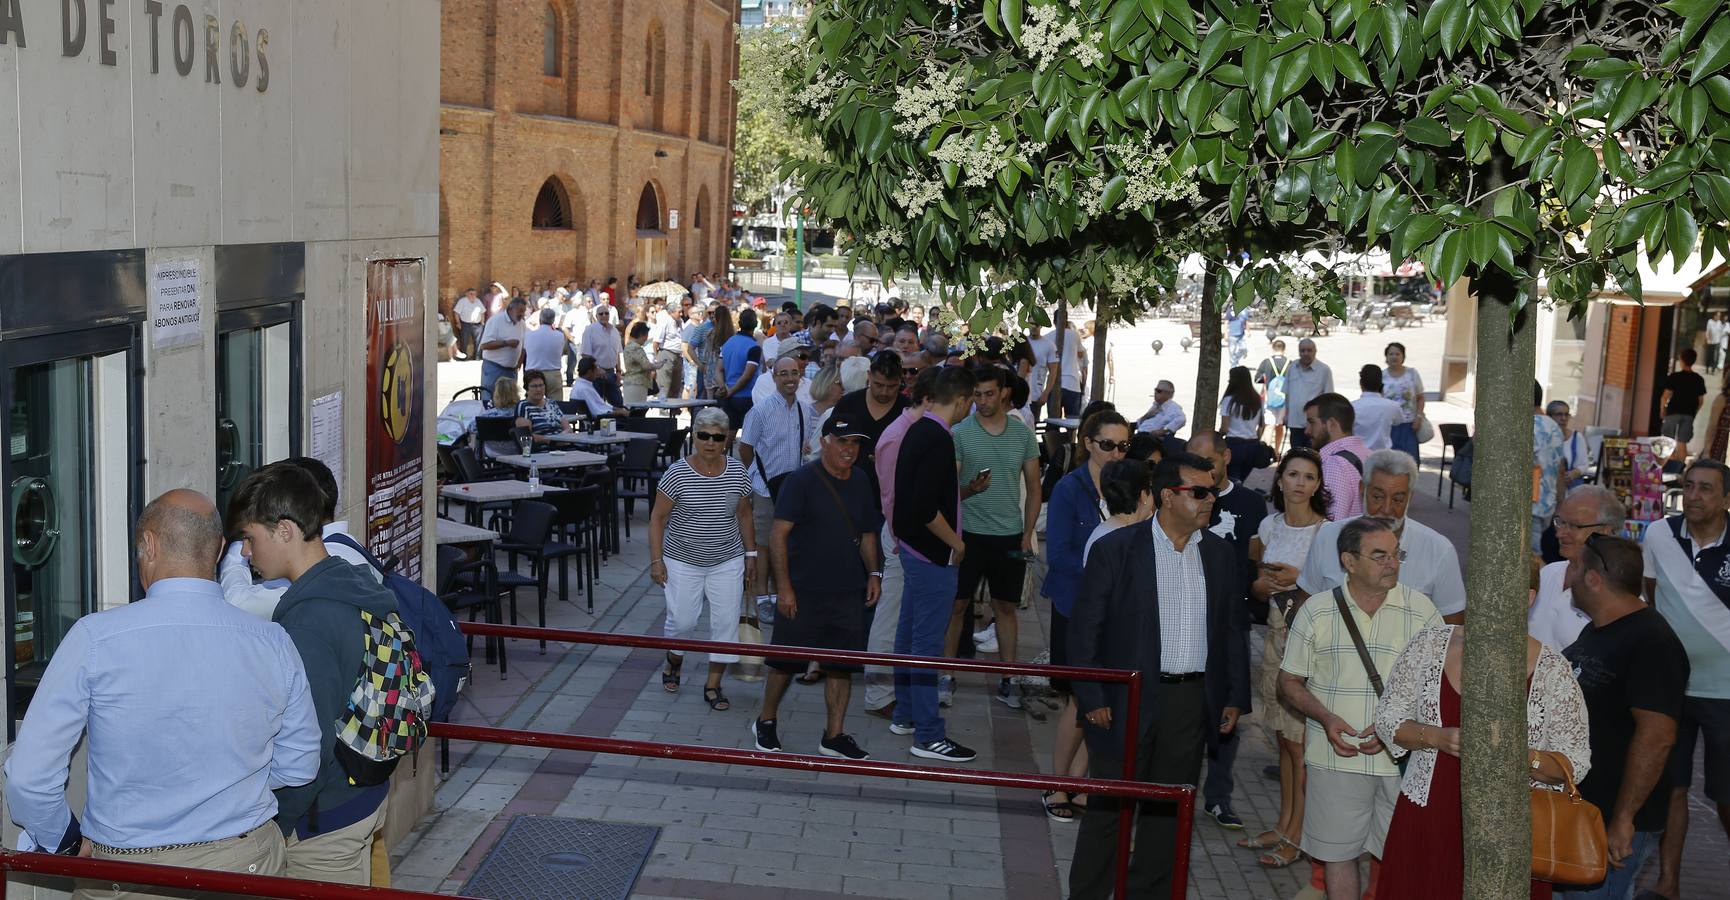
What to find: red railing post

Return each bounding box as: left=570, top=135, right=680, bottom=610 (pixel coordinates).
left=1114, top=669, right=1141, bottom=900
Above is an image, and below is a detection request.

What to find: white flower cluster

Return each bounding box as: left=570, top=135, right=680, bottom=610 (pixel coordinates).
left=932, top=130, right=1012, bottom=188
left=1081, top=135, right=1202, bottom=217
left=977, top=209, right=1008, bottom=242
left=1272, top=269, right=1332, bottom=314
left=1107, top=261, right=1164, bottom=297
left=892, top=175, right=946, bottom=217
left=864, top=228, right=905, bottom=251
left=1021, top=4, right=1087, bottom=71
left=1072, top=32, right=1106, bottom=68
left=893, top=61, right=969, bottom=137
left=794, top=67, right=848, bottom=120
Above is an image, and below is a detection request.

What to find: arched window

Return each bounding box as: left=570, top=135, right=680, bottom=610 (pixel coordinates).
left=636, top=183, right=661, bottom=232
left=699, top=45, right=713, bottom=142
left=695, top=188, right=709, bottom=231
left=533, top=178, right=571, bottom=229
left=644, top=23, right=667, bottom=130
left=542, top=6, right=560, bottom=77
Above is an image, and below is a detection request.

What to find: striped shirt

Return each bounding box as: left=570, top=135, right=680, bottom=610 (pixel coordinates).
left=740, top=395, right=814, bottom=496
left=514, top=399, right=564, bottom=435
left=1151, top=521, right=1209, bottom=673
left=656, top=458, right=753, bottom=566
left=1282, top=582, right=1439, bottom=775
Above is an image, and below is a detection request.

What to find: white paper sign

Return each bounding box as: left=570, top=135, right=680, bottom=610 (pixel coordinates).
left=310, top=392, right=344, bottom=491
left=668, top=209, right=680, bottom=230
left=149, top=259, right=202, bottom=350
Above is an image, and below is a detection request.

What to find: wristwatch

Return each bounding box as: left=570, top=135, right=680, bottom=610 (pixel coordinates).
left=744, top=550, right=760, bottom=558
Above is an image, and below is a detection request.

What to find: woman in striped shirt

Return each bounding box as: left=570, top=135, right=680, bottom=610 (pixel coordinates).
left=648, top=406, right=758, bottom=711
left=512, top=371, right=566, bottom=444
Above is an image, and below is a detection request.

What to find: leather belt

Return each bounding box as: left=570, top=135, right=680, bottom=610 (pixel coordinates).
left=93, top=826, right=257, bottom=856
left=1158, top=672, right=1204, bottom=683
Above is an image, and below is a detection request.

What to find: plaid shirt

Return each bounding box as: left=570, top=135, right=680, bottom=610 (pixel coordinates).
left=1150, top=522, right=1209, bottom=673
left=1282, top=582, right=1439, bottom=775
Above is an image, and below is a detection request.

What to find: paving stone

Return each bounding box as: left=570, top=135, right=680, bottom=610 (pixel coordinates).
left=731, top=864, right=845, bottom=892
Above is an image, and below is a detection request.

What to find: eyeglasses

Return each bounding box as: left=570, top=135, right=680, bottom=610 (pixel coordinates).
left=1352, top=549, right=1408, bottom=567
left=694, top=431, right=728, bottom=443
left=1091, top=438, right=1130, bottom=452
left=1169, top=485, right=1219, bottom=501
left=1552, top=516, right=1609, bottom=533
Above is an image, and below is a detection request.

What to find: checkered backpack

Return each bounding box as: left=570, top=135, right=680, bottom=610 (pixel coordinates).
left=332, top=609, right=436, bottom=786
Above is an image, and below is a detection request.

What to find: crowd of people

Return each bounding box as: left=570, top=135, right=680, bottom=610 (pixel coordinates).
left=614, top=294, right=1725, bottom=900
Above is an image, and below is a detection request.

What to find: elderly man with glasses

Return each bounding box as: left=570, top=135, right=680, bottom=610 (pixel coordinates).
left=1281, top=516, right=1441, bottom=900
left=1527, top=485, right=1626, bottom=652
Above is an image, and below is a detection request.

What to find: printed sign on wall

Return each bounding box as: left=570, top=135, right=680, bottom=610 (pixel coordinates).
left=364, top=258, right=426, bottom=582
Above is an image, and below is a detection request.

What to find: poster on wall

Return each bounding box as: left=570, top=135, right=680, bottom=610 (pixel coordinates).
left=149, top=259, right=202, bottom=350
left=365, top=259, right=426, bottom=583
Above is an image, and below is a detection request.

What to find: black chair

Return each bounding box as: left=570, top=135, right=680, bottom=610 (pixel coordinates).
left=614, top=437, right=663, bottom=538
left=436, top=545, right=507, bottom=679
left=451, top=385, right=492, bottom=409
left=493, top=500, right=575, bottom=652
left=543, top=487, right=604, bottom=611
left=1437, top=423, right=1470, bottom=502
left=473, top=416, right=518, bottom=465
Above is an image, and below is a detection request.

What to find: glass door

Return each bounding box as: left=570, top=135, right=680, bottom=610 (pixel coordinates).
left=8, top=359, right=95, bottom=703
left=216, top=328, right=264, bottom=514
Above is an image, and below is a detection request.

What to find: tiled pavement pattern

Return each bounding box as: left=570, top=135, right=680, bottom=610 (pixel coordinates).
left=400, top=437, right=1727, bottom=898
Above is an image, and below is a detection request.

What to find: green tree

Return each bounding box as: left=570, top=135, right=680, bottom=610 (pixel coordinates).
left=786, top=1, right=1730, bottom=892
left=735, top=20, right=826, bottom=217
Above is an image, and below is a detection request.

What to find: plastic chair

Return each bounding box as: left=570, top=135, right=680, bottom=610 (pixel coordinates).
left=451, top=385, right=492, bottom=409
left=544, top=487, right=604, bottom=611
left=1436, top=423, right=1470, bottom=500
left=436, top=545, right=507, bottom=679
left=493, top=500, right=576, bottom=652
left=614, top=437, right=663, bottom=539
left=473, top=416, right=517, bottom=465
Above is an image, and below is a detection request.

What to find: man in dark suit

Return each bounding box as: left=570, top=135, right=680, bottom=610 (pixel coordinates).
left=1068, top=451, right=1252, bottom=900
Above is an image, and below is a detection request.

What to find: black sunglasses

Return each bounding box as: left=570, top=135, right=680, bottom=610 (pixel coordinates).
left=694, top=431, right=728, bottom=443
left=1169, top=485, right=1219, bottom=500
left=1091, top=438, right=1130, bottom=452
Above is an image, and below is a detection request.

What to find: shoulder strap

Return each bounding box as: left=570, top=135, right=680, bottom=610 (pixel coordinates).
left=1273, top=358, right=1288, bottom=377
left=325, top=533, right=385, bottom=575
left=1336, top=450, right=1363, bottom=474
left=814, top=466, right=862, bottom=546
left=1333, top=586, right=1384, bottom=696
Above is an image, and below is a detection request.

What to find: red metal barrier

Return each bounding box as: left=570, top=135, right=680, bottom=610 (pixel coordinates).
left=457, top=620, right=1195, bottom=900
left=0, top=849, right=468, bottom=899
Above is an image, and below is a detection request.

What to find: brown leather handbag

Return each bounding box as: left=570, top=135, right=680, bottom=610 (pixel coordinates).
left=1530, top=751, right=1608, bottom=885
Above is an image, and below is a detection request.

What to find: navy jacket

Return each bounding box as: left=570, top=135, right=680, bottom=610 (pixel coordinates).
left=1067, top=521, right=1251, bottom=759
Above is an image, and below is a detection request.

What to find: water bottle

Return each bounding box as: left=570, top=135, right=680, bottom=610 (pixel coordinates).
left=528, top=461, right=541, bottom=493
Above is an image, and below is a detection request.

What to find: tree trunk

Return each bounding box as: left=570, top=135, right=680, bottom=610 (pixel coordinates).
left=1460, top=264, right=1536, bottom=899
left=1091, top=311, right=1111, bottom=405
left=1193, top=261, right=1223, bottom=429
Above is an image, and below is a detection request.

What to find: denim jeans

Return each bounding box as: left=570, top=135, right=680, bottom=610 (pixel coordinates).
left=480, top=360, right=515, bottom=402
left=1203, top=727, right=1239, bottom=811
left=893, top=549, right=958, bottom=745
left=1553, top=830, right=1660, bottom=900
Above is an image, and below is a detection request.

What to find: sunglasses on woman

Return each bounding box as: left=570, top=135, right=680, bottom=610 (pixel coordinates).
left=695, top=431, right=728, bottom=443
left=1090, top=438, right=1130, bottom=452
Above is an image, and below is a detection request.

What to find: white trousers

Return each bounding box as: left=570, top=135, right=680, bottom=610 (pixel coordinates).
left=663, top=555, right=746, bottom=663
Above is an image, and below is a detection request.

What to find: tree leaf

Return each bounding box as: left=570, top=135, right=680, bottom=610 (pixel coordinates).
left=1403, top=117, right=1452, bottom=146
left=1334, top=44, right=1373, bottom=86
left=1669, top=205, right=1700, bottom=260
left=1141, top=0, right=1167, bottom=27
left=1108, top=0, right=1143, bottom=46
left=983, top=0, right=1003, bottom=36
left=1692, top=15, right=1730, bottom=84
left=1004, top=0, right=1025, bottom=44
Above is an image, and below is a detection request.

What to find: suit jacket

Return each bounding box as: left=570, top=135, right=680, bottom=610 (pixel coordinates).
left=1068, top=520, right=1251, bottom=760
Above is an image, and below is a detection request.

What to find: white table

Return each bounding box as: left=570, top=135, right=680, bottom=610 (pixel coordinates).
left=435, top=518, right=498, bottom=546
left=626, top=398, right=717, bottom=411
left=440, top=480, right=569, bottom=504
left=543, top=431, right=656, bottom=448
left=1046, top=417, right=1080, bottom=430
left=491, top=450, right=609, bottom=470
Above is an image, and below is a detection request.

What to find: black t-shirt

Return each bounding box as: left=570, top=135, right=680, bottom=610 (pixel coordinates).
left=830, top=388, right=909, bottom=498
left=894, top=417, right=960, bottom=566
left=774, top=461, right=885, bottom=594
left=1209, top=481, right=1267, bottom=565
left=1664, top=370, right=1708, bottom=416
left=1563, top=607, right=1690, bottom=832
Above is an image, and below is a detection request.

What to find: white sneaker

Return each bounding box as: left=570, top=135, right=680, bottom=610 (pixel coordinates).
left=972, top=624, right=999, bottom=654
left=938, top=675, right=955, bottom=708
left=888, top=721, right=916, bottom=736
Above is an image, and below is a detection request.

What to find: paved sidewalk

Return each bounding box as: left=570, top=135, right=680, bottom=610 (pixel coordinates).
left=406, top=425, right=1727, bottom=898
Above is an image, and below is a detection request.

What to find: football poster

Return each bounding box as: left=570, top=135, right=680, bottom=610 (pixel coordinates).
left=365, top=258, right=426, bottom=582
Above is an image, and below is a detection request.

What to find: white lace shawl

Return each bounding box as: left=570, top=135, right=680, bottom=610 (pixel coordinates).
left=1372, top=623, right=1592, bottom=807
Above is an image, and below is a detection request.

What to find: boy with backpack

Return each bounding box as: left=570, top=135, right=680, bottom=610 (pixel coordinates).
left=1256, top=340, right=1291, bottom=454
left=228, top=464, right=432, bottom=884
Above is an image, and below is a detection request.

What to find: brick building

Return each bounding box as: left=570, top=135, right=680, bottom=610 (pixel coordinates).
left=440, top=0, right=736, bottom=306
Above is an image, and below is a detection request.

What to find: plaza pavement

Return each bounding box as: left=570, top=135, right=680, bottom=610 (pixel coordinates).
left=419, top=327, right=1725, bottom=898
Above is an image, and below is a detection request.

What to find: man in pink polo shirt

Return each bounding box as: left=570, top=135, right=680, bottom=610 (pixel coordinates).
left=1304, top=392, right=1369, bottom=521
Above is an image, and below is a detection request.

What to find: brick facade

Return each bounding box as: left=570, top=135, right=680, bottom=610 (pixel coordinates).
left=440, top=0, right=736, bottom=311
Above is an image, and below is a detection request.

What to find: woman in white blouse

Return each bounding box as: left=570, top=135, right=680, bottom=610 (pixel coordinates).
left=1372, top=623, right=1590, bottom=899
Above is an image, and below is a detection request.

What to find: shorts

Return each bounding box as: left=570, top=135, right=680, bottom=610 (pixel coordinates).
left=1663, top=413, right=1696, bottom=444
left=767, top=588, right=868, bottom=673
left=751, top=493, right=776, bottom=568
left=1667, top=695, right=1730, bottom=804
left=1050, top=608, right=1072, bottom=695
left=956, top=532, right=1027, bottom=603
left=1300, top=767, right=1398, bottom=862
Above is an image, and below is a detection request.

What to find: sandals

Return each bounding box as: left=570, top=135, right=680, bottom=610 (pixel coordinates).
left=1257, top=838, right=1305, bottom=869
left=796, top=670, right=826, bottom=685
left=703, top=686, right=731, bottom=711
left=1237, top=830, right=1285, bottom=851
left=1041, top=791, right=1078, bottom=823
left=662, top=653, right=682, bottom=693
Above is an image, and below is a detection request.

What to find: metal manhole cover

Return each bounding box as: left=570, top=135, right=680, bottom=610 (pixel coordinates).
left=459, top=816, right=660, bottom=900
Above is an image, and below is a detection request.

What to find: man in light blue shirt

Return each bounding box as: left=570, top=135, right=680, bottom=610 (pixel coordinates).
left=4, top=489, right=320, bottom=875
